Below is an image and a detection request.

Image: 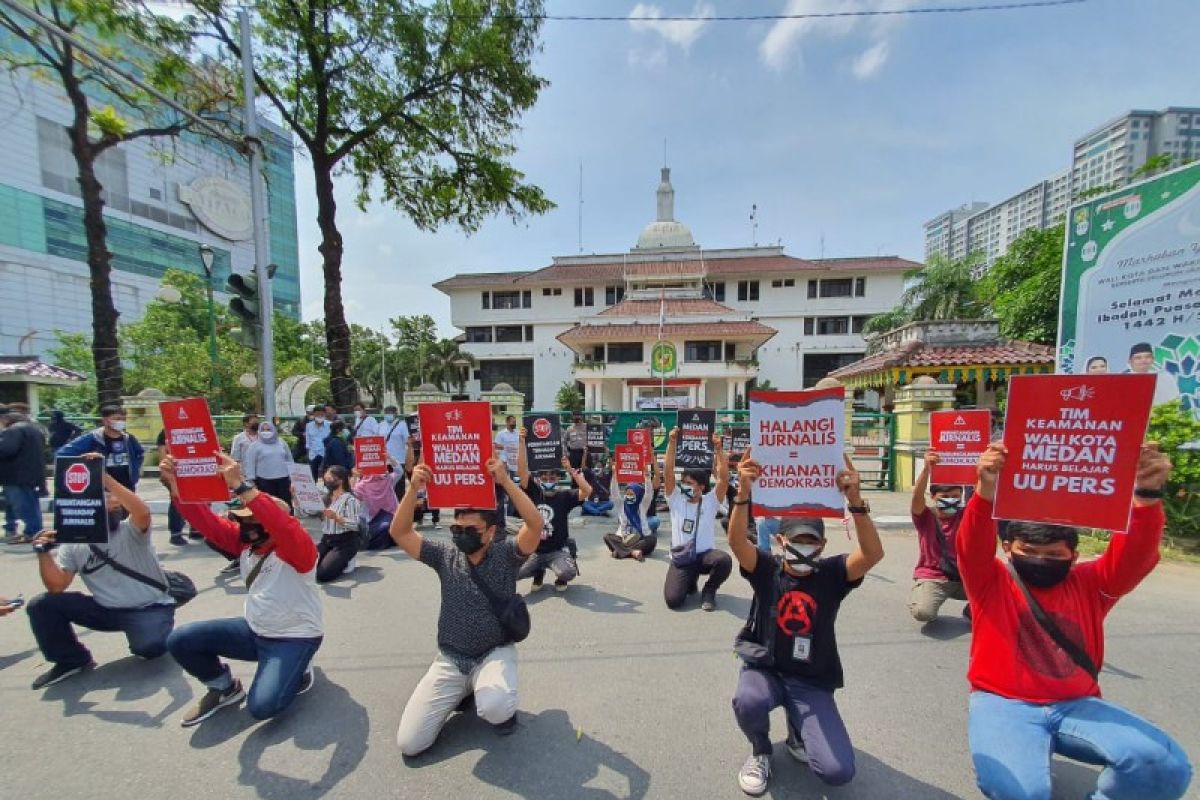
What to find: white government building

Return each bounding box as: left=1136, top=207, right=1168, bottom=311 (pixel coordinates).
left=436, top=169, right=916, bottom=411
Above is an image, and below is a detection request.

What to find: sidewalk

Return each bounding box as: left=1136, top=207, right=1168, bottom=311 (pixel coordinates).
left=40, top=481, right=920, bottom=531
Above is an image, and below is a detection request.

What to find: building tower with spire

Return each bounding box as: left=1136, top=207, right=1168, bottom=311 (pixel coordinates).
left=634, top=167, right=699, bottom=251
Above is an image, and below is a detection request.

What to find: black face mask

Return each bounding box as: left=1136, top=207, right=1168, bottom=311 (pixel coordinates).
left=238, top=522, right=268, bottom=546
left=450, top=524, right=485, bottom=555
left=323, top=479, right=340, bottom=491
left=107, top=509, right=127, bottom=532
left=1011, top=553, right=1072, bottom=588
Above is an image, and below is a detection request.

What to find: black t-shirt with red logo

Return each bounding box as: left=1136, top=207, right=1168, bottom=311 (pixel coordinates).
left=741, top=553, right=862, bottom=690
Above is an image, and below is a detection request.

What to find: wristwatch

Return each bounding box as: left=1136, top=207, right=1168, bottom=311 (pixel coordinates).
left=847, top=500, right=871, bottom=515
left=731, top=498, right=751, bottom=506
left=1133, top=487, right=1163, bottom=500
left=233, top=481, right=255, bottom=496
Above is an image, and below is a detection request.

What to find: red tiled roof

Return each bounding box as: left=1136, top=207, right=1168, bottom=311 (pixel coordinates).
left=829, top=340, right=1054, bottom=379
left=558, top=320, right=777, bottom=343
left=704, top=255, right=920, bottom=276
left=515, top=262, right=625, bottom=284
left=598, top=298, right=736, bottom=317
left=432, top=271, right=531, bottom=290
left=0, top=357, right=86, bottom=382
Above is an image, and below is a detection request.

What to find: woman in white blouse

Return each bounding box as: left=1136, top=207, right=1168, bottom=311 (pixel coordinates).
left=316, top=465, right=362, bottom=582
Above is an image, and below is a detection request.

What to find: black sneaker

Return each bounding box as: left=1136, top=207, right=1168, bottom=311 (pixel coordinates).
left=455, top=693, right=476, bottom=714
left=530, top=572, right=545, bottom=593
left=554, top=578, right=569, bottom=593
left=219, top=561, right=240, bottom=575
left=701, top=590, right=717, bottom=612
left=181, top=679, right=245, bottom=727
left=962, top=604, right=973, bottom=622
left=188, top=530, right=203, bottom=540
left=31, top=660, right=95, bottom=690
left=169, top=534, right=188, bottom=546
left=296, top=668, right=315, bottom=695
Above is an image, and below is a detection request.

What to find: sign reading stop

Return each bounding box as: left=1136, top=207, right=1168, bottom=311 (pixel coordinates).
left=64, top=462, right=91, bottom=493
left=532, top=417, right=552, bottom=439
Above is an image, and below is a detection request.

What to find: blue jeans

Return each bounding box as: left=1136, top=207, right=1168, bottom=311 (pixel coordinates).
left=26, top=592, right=174, bottom=667
left=582, top=499, right=614, bottom=516
left=3, top=484, right=42, bottom=536
left=969, top=691, right=1192, bottom=800
left=167, top=617, right=322, bottom=721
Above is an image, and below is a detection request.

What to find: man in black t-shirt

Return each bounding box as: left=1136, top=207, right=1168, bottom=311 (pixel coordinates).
left=516, top=428, right=592, bottom=592
left=726, top=452, right=884, bottom=798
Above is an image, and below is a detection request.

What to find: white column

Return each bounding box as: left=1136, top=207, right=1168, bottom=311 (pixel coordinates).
left=622, top=383, right=631, bottom=411
left=726, top=380, right=736, bottom=410
left=583, top=381, right=593, bottom=410
left=697, top=380, right=707, bottom=408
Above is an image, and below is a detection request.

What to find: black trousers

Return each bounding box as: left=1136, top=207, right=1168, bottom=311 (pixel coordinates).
left=663, top=549, right=732, bottom=609
left=316, top=532, right=360, bottom=583
left=254, top=476, right=293, bottom=513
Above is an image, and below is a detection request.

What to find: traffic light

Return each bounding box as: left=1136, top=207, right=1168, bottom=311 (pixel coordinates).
left=226, top=271, right=262, bottom=350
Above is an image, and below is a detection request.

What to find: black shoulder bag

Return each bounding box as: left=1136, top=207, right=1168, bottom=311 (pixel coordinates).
left=467, top=561, right=530, bottom=644
left=1006, top=561, right=1099, bottom=680
left=88, top=545, right=197, bottom=607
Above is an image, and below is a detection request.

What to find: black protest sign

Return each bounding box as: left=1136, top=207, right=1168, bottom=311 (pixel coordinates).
left=53, top=457, right=108, bottom=544
left=676, top=409, right=716, bottom=470
left=406, top=413, right=421, bottom=456
left=523, top=414, right=563, bottom=472
left=724, top=425, right=751, bottom=458
left=586, top=423, right=610, bottom=456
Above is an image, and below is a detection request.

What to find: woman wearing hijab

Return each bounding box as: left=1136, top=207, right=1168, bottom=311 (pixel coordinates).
left=602, top=459, right=660, bottom=561
left=351, top=468, right=399, bottom=550
left=242, top=421, right=294, bottom=511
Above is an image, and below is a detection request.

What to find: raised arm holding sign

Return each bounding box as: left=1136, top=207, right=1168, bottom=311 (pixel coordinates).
left=159, top=397, right=228, bottom=503
left=418, top=402, right=496, bottom=510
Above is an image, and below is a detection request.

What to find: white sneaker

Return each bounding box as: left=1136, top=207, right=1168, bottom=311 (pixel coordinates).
left=738, top=753, right=771, bottom=796
left=785, top=730, right=809, bottom=764
left=342, top=558, right=357, bottom=575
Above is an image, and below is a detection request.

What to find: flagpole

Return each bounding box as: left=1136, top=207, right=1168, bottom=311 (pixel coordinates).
left=659, top=288, right=666, bottom=410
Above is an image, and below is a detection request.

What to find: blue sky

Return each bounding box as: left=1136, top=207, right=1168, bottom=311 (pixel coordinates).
left=291, top=0, right=1199, bottom=335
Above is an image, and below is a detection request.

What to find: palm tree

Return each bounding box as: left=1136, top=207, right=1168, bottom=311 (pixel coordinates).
left=899, top=252, right=986, bottom=321
left=427, top=339, right=476, bottom=395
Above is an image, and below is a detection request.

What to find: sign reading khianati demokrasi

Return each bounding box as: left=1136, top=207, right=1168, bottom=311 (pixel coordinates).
left=160, top=397, right=229, bottom=503
left=53, top=456, right=108, bottom=544
left=523, top=414, right=563, bottom=472
left=750, top=387, right=845, bottom=518
left=994, top=374, right=1155, bottom=531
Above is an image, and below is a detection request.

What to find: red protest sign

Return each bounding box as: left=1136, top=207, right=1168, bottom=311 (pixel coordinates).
left=354, top=435, right=387, bottom=476
left=929, top=409, right=991, bottom=485
left=993, top=374, right=1155, bottom=530
left=160, top=397, right=228, bottom=503
left=626, top=428, right=653, bottom=467
left=418, top=401, right=496, bottom=510
left=614, top=444, right=644, bottom=484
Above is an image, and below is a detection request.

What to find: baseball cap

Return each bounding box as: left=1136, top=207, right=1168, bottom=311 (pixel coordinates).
left=226, top=495, right=290, bottom=518
left=774, top=517, right=826, bottom=541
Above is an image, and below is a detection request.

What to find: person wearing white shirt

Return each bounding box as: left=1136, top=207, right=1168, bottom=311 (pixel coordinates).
left=379, top=405, right=410, bottom=494
left=229, top=414, right=260, bottom=464
left=663, top=427, right=732, bottom=612
left=304, top=412, right=329, bottom=480
left=351, top=402, right=378, bottom=440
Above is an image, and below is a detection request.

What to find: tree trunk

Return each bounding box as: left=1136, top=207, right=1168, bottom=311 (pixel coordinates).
left=63, top=67, right=123, bottom=408
left=312, top=155, right=356, bottom=410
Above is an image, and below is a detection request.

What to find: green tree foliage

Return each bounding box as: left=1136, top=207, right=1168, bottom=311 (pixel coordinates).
left=188, top=0, right=554, bottom=409
left=555, top=382, right=583, bottom=413
left=1146, top=401, right=1200, bottom=541
left=864, top=253, right=986, bottom=334
left=0, top=0, right=236, bottom=407
left=978, top=225, right=1065, bottom=345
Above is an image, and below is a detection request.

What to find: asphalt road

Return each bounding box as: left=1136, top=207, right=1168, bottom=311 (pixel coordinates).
left=0, top=510, right=1196, bottom=799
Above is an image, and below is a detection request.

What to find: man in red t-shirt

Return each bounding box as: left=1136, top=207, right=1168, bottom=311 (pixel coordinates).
left=960, top=441, right=1191, bottom=800
left=909, top=450, right=968, bottom=623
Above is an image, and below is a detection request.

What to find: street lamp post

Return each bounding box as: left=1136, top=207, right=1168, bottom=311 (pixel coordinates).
left=199, top=244, right=220, bottom=410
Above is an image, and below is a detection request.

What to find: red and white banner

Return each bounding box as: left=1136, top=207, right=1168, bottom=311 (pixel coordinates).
left=750, top=387, right=845, bottom=518
left=929, top=409, right=991, bottom=485
left=626, top=428, right=653, bottom=468
left=354, top=435, right=387, bottom=476
left=994, top=374, right=1155, bottom=530
left=418, top=401, right=496, bottom=510
left=614, top=444, right=644, bottom=484
left=159, top=397, right=228, bottom=503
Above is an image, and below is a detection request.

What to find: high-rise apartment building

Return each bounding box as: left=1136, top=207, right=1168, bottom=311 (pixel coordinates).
left=924, top=106, right=1199, bottom=269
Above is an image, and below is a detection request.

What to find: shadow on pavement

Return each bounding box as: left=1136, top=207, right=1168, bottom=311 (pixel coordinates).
left=767, top=747, right=963, bottom=799
left=42, top=654, right=191, bottom=728
left=526, top=584, right=643, bottom=615
left=321, top=565, right=385, bottom=600
left=0, top=647, right=36, bottom=671
left=407, top=707, right=651, bottom=799
left=1050, top=756, right=1103, bottom=796
left=919, top=617, right=972, bottom=641
left=236, top=672, right=369, bottom=800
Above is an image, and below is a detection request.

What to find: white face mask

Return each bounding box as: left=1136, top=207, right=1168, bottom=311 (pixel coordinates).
left=384, top=414, right=395, bottom=423
left=354, top=410, right=364, bottom=419
left=783, top=542, right=821, bottom=574
left=110, top=420, right=126, bottom=432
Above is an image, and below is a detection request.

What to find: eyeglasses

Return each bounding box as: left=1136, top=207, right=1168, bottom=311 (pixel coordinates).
left=449, top=525, right=482, bottom=537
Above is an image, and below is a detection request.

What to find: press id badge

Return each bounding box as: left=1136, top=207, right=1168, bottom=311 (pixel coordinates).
left=792, top=636, right=812, bottom=662
left=682, top=518, right=696, bottom=534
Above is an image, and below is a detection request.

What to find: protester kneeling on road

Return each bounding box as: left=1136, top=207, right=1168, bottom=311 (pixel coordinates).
left=162, top=454, right=323, bottom=727
left=390, top=456, right=544, bottom=757
left=602, top=459, right=660, bottom=561
left=316, top=465, right=362, bottom=581
left=909, top=450, right=969, bottom=623
left=663, top=428, right=733, bottom=612
left=728, top=451, right=883, bottom=797
left=26, top=459, right=176, bottom=690
left=961, top=442, right=1192, bottom=800
left=516, top=429, right=592, bottom=593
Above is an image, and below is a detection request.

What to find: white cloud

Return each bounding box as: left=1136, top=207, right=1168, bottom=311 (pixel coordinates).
left=759, top=0, right=911, bottom=73
left=851, top=40, right=889, bottom=79
left=629, top=2, right=714, bottom=51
